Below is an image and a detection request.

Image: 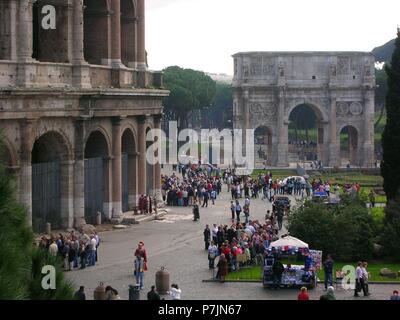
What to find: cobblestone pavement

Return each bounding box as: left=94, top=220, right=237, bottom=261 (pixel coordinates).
left=66, top=181, right=399, bottom=300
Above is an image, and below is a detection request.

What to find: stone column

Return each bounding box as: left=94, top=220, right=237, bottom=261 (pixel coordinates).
left=128, top=153, right=138, bottom=208
left=363, top=89, right=375, bottom=167
left=73, top=120, right=86, bottom=228
left=111, top=117, right=123, bottom=221
left=276, top=89, right=288, bottom=166
left=137, top=115, right=147, bottom=196
left=9, top=0, right=18, bottom=60
left=111, top=0, right=123, bottom=68
left=154, top=114, right=163, bottom=204
left=17, top=0, right=36, bottom=87
left=20, top=119, right=35, bottom=226
left=60, top=160, right=74, bottom=229
left=329, top=95, right=340, bottom=167
left=72, top=0, right=91, bottom=88
left=17, top=0, right=33, bottom=62
left=136, top=0, right=146, bottom=71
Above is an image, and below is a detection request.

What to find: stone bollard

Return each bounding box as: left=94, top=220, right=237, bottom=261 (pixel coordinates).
left=46, top=223, right=51, bottom=236
left=96, top=212, right=102, bottom=226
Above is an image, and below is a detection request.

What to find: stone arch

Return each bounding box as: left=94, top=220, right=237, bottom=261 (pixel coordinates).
left=83, top=0, right=111, bottom=65
left=31, top=131, right=72, bottom=233
left=339, top=124, right=360, bottom=166
left=84, top=126, right=112, bottom=157
left=32, top=0, right=71, bottom=62
left=121, top=121, right=139, bottom=148
left=287, top=102, right=325, bottom=162
left=285, top=101, right=327, bottom=123
left=121, top=127, right=138, bottom=211
left=121, top=0, right=137, bottom=68
left=254, top=125, right=273, bottom=167
left=84, top=129, right=112, bottom=224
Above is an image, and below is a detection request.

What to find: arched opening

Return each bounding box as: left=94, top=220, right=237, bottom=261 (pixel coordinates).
left=146, top=127, right=154, bottom=195
left=32, top=1, right=69, bottom=62
left=83, top=0, right=111, bottom=65
left=121, top=0, right=136, bottom=68
left=31, top=131, right=70, bottom=233
left=121, top=129, right=137, bottom=212
left=84, top=131, right=110, bottom=224
left=254, top=126, right=272, bottom=167
left=288, top=104, right=322, bottom=163
left=340, top=125, right=359, bottom=166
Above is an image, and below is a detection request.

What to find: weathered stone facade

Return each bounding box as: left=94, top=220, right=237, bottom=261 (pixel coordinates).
left=232, top=52, right=375, bottom=167
left=0, top=0, right=169, bottom=232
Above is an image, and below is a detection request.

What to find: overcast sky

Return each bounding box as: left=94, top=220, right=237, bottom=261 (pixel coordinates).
left=146, top=0, right=400, bottom=75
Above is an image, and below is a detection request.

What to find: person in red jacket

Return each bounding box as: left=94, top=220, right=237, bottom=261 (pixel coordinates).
left=298, top=287, right=310, bottom=300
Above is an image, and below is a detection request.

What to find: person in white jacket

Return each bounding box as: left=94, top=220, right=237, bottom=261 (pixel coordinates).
left=169, top=284, right=181, bottom=300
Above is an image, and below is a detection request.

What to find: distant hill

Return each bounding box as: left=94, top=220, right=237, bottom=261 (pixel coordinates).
left=372, top=39, right=396, bottom=63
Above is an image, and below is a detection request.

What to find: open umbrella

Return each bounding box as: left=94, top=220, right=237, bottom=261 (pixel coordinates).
left=269, top=236, right=309, bottom=249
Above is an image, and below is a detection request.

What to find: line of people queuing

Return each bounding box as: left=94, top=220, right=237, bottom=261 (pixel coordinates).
left=38, top=231, right=100, bottom=271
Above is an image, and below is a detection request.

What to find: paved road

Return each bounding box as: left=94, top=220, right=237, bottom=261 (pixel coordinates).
left=66, top=182, right=398, bottom=300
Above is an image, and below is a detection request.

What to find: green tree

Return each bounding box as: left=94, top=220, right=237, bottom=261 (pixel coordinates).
left=163, top=66, right=216, bottom=131
left=288, top=194, right=374, bottom=261
left=0, top=141, right=33, bottom=299
left=210, top=82, right=233, bottom=129
left=0, top=138, right=75, bottom=300
left=382, top=30, right=400, bottom=202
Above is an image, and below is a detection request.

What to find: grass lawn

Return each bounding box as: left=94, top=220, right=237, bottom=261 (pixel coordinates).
left=309, top=172, right=383, bottom=188
left=225, top=261, right=400, bottom=282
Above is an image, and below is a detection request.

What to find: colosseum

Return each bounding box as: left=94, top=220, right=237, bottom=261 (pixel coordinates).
left=0, top=0, right=169, bottom=232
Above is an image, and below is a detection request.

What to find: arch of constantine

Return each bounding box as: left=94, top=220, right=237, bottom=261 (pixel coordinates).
left=232, top=52, right=375, bottom=168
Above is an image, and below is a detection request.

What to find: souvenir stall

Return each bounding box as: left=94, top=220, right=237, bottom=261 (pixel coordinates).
left=263, top=236, right=321, bottom=289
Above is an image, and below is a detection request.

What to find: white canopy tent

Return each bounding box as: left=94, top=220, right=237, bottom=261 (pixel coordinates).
left=269, top=236, right=309, bottom=249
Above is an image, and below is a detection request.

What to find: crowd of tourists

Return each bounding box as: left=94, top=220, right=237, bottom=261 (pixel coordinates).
left=161, top=165, right=222, bottom=207
left=203, top=214, right=282, bottom=281
left=38, top=231, right=100, bottom=271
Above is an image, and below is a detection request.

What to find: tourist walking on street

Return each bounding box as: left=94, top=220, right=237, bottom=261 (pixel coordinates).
left=323, top=255, right=334, bottom=290
left=202, top=189, right=209, bottom=207
left=203, top=225, right=211, bottom=250
left=134, top=242, right=148, bottom=267
left=298, top=287, right=309, bottom=300
left=230, top=201, right=235, bottom=222
left=134, top=255, right=145, bottom=290
left=235, top=200, right=242, bottom=223
left=354, top=261, right=368, bottom=297
left=362, top=261, right=371, bottom=296
left=208, top=241, right=218, bottom=269
left=88, top=235, right=97, bottom=266
left=193, top=203, right=200, bottom=221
